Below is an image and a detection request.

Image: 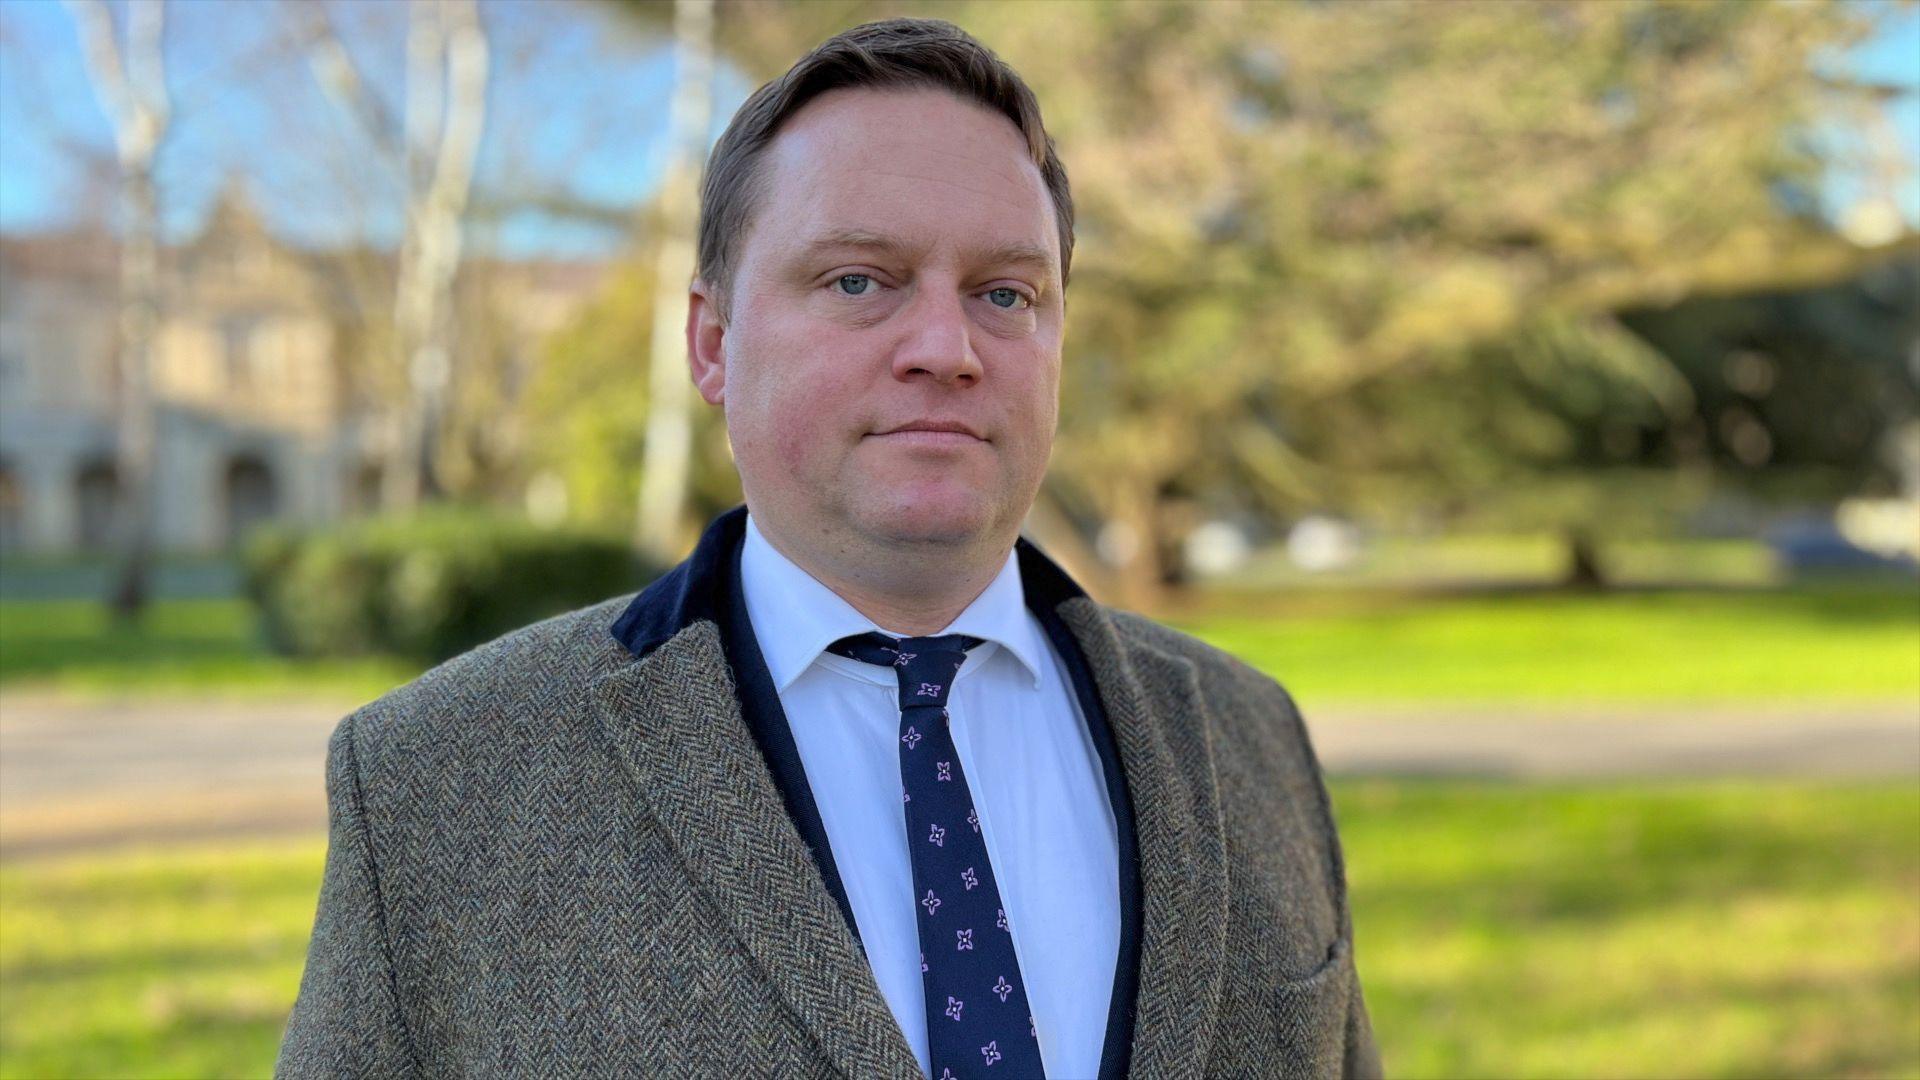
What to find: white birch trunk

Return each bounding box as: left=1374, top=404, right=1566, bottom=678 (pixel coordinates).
left=635, top=0, right=713, bottom=559
left=302, top=0, right=488, bottom=511
left=387, top=0, right=488, bottom=510
left=67, top=0, right=169, bottom=620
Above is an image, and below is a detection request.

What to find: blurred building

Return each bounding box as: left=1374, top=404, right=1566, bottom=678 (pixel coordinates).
left=0, top=186, right=603, bottom=555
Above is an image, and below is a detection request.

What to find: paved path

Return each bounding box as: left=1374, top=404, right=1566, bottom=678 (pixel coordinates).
left=1303, top=700, right=1919, bottom=779
left=2, top=691, right=1914, bottom=859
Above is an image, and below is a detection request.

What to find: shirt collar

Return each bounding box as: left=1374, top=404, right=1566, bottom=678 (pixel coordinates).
left=609, top=504, right=1090, bottom=668
left=740, top=512, right=1047, bottom=693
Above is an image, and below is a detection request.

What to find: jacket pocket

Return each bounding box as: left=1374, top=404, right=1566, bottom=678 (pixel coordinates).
left=1268, top=935, right=1356, bottom=1077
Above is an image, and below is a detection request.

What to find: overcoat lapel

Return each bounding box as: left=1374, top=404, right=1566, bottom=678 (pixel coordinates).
left=1058, top=597, right=1230, bottom=1079
left=589, top=619, right=923, bottom=1080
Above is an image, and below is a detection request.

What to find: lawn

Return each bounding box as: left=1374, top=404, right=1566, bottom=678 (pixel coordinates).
left=1, top=780, right=1914, bottom=1078
left=1173, top=579, right=1920, bottom=703
left=0, top=599, right=416, bottom=702
left=3, top=579, right=1915, bottom=706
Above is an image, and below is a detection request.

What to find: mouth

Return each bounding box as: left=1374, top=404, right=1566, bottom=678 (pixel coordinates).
left=867, top=420, right=986, bottom=445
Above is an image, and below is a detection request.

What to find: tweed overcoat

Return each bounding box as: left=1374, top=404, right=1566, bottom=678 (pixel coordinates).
left=276, top=528, right=1383, bottom=1079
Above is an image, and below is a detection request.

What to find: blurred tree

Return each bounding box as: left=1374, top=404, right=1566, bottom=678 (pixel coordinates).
left=522, top=259, right=657, bottom=532
left=521, top=248, right=743, bottom=534
left=65, top=0, right=170, bottom=623
left=1622, top=243, right=1920, bottom=500
left=595, top=0, right=1910, bottom=603
left=635, top=0, right=715, bottom=563
left=987, top=0, right=1909, bottom=600
left=301, top=0, right=490, bottom=512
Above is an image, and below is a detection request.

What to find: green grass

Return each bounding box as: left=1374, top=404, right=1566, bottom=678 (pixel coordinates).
left=0, top=839, right=325, bottom=1079
left=0, top=599, right=417, bottom=702
left=1173, top=581, right=1920, bottom=703
left=2, top=782, right=1914, bottom=1078
left=1, top=577, right=1914, bottom=706
left=1333, top=778, right=1920, bottom=1078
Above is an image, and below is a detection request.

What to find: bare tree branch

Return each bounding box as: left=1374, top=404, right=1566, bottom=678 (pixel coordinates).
left=296, top=0, right=402, bottom=159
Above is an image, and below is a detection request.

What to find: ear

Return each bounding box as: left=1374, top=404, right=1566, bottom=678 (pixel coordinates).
left=686, top=279, right=728, bottom=406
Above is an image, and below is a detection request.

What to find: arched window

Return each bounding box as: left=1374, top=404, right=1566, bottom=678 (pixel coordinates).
left=0, top=458, right=21, bottom=553
left=74, top=459, right=120, bottom=550
left=224, top=454, right=278, bottom=549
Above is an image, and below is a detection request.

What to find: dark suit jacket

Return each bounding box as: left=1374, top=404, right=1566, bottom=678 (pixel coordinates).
left=276, top=507, right=1383, bottom=1078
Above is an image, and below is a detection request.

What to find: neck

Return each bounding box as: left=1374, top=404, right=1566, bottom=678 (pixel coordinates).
left=750, top=509, right=1011, bottom=638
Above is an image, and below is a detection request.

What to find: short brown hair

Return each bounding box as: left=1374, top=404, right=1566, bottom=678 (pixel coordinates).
left=695, top=17, right=1074, bottom=321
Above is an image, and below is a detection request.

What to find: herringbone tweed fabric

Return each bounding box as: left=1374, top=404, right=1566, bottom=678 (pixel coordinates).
left=276, top=591, right=1383, bottom=1079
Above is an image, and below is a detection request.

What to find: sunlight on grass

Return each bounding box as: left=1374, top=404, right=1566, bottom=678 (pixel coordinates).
left=0, top=839, right=326, bottom=1078
left=2, top=784, right=1915, bottom=1077
left=0, top=599, right=417, bottom=702
left=5, top=581, right=1916, bottom=706
left=1332, top=779, right=1920, bottom=1078
left=1176, top=583, right=1920, bottom=703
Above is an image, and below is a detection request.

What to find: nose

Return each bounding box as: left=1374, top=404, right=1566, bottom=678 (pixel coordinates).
left=889, top=284, right=983, bottom=386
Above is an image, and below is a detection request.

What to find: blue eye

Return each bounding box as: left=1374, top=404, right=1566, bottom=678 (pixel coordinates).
left=986, top=287, right=1029, bottom=310
left=835, top=274, right=873, bottom=296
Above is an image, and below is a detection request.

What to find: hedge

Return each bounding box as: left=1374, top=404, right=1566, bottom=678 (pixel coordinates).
left=239, top=505, right=664, bottom=664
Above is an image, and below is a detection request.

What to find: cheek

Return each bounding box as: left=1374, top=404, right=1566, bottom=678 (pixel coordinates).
left=734, top=327, right=856, bottom=473
left=1007, top=359, right=1060, bottom=442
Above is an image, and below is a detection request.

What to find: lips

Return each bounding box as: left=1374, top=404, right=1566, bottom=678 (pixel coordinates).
left=871, top=420, right=985, bottom=440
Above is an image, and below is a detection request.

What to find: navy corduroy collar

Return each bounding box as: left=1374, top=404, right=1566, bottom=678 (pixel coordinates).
left=609, top=503, right=1091, bottom=659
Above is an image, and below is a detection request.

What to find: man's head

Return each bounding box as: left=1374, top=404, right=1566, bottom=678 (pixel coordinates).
left=685, top=18, right=1073, bottom=568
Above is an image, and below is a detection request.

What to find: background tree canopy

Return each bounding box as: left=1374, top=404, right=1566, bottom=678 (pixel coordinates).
left=580, top=0, right=1916, bottom=602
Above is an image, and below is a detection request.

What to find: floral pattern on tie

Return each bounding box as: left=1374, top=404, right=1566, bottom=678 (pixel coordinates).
left=825, top=630, right=1047, bottom=1079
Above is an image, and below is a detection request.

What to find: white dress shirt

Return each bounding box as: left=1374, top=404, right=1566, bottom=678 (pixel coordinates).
left=739, top=512, right=1121, bottom=1080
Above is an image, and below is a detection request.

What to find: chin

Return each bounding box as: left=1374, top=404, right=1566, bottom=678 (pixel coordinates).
left=861, top=492, right=996, bottom=547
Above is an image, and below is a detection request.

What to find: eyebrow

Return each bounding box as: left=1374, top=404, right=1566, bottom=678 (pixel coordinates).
left=797, top=228, right=1056, bottom=277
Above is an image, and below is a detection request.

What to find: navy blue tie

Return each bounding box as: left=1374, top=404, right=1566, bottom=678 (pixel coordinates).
left=826, top=631, right=1047, bottom=1079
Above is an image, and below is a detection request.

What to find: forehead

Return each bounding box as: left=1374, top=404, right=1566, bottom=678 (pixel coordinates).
left=746, top=85, right=1060, bottom=276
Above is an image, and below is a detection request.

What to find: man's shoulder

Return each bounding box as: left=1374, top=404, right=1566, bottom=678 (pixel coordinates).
left=334, top=591, right=643, bottom=765
left=1092, top=602, right=1302, bottom=717
left=1087, top=600, right=1324, bottom=769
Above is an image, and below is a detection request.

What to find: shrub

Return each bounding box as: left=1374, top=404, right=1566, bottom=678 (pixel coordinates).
left=239, top=505, right=663, bottom=663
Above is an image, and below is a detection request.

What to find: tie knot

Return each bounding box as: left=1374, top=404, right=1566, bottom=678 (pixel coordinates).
left=826, top=631, right=984, bottom=710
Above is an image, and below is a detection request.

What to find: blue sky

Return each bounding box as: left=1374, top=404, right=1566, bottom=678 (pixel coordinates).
left=1, top=0, right=1914, bottom=259
left=0, top=0, right=752, bottom=257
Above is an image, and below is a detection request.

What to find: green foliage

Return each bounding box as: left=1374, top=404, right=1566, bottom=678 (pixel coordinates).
left=519, top=255, right=741, bottom=533
left=238, top=505, right=661, bottom=664
left=972, top=0, right=1907, bottom=579
left=599, top=0, right=1910, bottom=595
left=521, top=260, right=656, bottom=530
left=584, top=0, right=1918, bottom=602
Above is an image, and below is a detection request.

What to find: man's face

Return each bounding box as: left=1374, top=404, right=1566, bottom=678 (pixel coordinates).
left=688, top=86, right=1064, bottom=556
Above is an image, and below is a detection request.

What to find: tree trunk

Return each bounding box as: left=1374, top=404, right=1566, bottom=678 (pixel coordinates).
left=636, top=0, right=714, bottom=561
left=1564, top=530, right=1607, bottom=590
left=384, top=0, right=488, bottom=512
left=303, top=0, right=487, bottom=513
left=1104, top=477, right=1169, bottom=615
left=1020, top=486, right=1116, bottom=602
left=67, top=0, right=169, bottom=624
left=109, top=160, right=160, bottom=623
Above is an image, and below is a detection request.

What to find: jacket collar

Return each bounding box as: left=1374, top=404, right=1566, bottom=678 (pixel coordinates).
left=740, top=511, right=1050, bottom=692
left=610, top=504, right=1092, bottom=662
left=593, top=504, right=1228, bottom=1079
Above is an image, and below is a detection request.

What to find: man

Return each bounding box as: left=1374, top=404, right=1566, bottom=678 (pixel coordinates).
left=278, top=17, right=1380, bottom=1080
